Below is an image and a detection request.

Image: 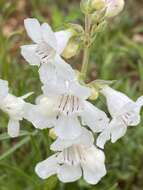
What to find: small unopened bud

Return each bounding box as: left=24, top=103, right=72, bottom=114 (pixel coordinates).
left=80, top=0, right=105, bottom=14
left=80, top=0, right=91, bottom=14
left=49, top=128, right=57, bottom=140
left=105, top=0, right=125, bottom=18
left=62, top=39, right=79, bottom=59
left=67, top=23, right=84, bottom=36
left=89, top=87, right=99, bottom=100
left=91, top=0, right=106, bottom=10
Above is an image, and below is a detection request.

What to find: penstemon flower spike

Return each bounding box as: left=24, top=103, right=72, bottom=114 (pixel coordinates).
left=1, top=0, right=143, bottom=186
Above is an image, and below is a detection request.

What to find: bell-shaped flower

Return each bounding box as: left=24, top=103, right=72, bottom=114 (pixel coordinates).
left=35, top=128, right=106, bottom=184
left=96, top=86, right=143, bottom=148
left=105, top=0, right=125, bottom=18
left=0, top=79, right=32, bottom=138
left=21, top=18, right=75, bottom=83
left=24, top=80, right=109, bottom=140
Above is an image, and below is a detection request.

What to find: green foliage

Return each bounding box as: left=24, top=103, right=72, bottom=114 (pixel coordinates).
left=0, top=0, right=143, bottom=189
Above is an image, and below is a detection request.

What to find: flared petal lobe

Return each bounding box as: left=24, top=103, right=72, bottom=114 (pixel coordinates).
left=24, top=18, right=42, bottom=43
left=8, top=119, right=20, bottom=138
left=35, top=154, right=58, bottom=179
left=21, top=45, right=40, bottom=66
left=57, top=164, right=82, bottom=183
left=81, top=101, right=109, bottom=132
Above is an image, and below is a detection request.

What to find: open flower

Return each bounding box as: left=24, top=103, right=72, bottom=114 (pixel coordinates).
left=0, top=79, right=32, bottom=138
left=96, top=86, right=143, bottom=148
left=35, top=128, right=106, bottom=184
left=105, top=0, right=125, bottom=18
left=21, top=18, right=75, bottom=83
left=24, top=80, right=109, bottom=140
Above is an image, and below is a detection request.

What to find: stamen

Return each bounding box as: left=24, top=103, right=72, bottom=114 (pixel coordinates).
left=62, top=96, right=69, bottom=111
left=57, top=94, right=81, bottom=116
left=35, top=42, right=55, bottom=64
left=62, top=145, right=86, bottom=166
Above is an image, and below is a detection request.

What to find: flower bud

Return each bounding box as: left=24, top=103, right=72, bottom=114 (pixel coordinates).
left=80, top=0, right=105, bottom=14
left=105, top=0, right=125, bottom=18
left=80, top=0, right=91, bottom=14
left=91, top=0, right=106, bottom=10
left=67, top=23, right=84, bottom=36
left=62, top=38, right=79, bottom=59
left=49, top=128, right=57, bottom=140
left=89, top=87, right=99, bottom=100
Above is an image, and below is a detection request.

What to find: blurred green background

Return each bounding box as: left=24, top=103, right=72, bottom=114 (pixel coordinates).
left=0, top=0, right=143, bottom=189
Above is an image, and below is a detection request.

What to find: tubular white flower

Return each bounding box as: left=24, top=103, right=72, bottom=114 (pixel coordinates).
left=21, top=18, right=75, bottom=83
left=24, top=80, right=109, bottom=140
left=35, top=128, right=106, bottom=184
left=105, top=0, right=125, bottom=18
left=96, top=86, right=143, bottom=148
left=0, top=79, right=32, bottom=138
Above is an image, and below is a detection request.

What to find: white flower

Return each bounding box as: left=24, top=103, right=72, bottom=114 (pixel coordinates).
left=24, top=80, right=109, bottom=140
left=96, top=86, right=143, bottom=148
left=35, top=128, right=106, bottom=184
left=105, top=0, right=125, bottom=18
left=0, top=79, right=32, bottom=138
left=21, top=18, right=75, bottom=83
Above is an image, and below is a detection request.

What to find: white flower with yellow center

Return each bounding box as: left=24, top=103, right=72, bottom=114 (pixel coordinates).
left=97, top=86, right=143, bottom=148
left=21, top=18, right=75, bottom=83
left=0, top=79, right=32, bottom=138
left=35, top=128, right=106, bottom=184
left=24, top=80, right=109, bottom=140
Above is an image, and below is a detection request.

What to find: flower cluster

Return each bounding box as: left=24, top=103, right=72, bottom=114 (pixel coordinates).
left=1, top=0, right=143, bottom=185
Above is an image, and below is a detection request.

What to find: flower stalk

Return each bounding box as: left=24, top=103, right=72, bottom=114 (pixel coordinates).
left=81, top=14, right=91, bottom=81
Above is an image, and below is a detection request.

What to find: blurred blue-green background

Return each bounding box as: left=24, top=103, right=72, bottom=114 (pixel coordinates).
left=0, top=0, right=143, bottom=189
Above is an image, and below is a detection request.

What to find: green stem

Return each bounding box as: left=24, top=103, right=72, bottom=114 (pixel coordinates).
left=81, top=14, right=91, bottom=81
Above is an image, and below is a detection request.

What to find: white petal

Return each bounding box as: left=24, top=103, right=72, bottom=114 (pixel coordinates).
left=101, top=86, right=132, bottom=117
left=54, top=116, right=82, bottom=140
left=135, top=96, right=143, bottom=117
left=39, top=63, right=56, bottom=84
left=119, top=102, right=141, bottom=126
left=69, top=82, right=91, bottom=99
left=35, top=95, right=46, bottom=104
left=35, top=154, right=58, bottom=179
left=136, top=96, right=143, bottom=108
left=1, top=95, right=25, bottom=120
left=24, top=18, right=42, bottom=43
left=41, top=23, right=57, bottom=51
left=21, top=45, right=40, bottom=66
left=50, top=138, right=72, bottom=151
left=76, top=127, right=94, bottom=147
left=42, top=80, right=67, bottom=97
left=55, top=30, right=72, bottom=54
left=81, top=101, right=109, bottom=132
left=8, top=119, right=20, bottom=138
left=54, top=55, right=76, bottom=81
left=51, top=128, right=94, bottom=151
left=57, top=164, right=82, bottom=183
left=23, top=103, right=55, bottom=129
left=82, top=146, right=106, bottom=185
left=0, top=79, right=9, bottom=98
left=96, top=128, right=111, bottom=149
left=110, top=118, right=127, bottom=143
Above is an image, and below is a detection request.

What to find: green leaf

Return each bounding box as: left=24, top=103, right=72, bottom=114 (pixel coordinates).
left=0, top=131, right=38, bottom=160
